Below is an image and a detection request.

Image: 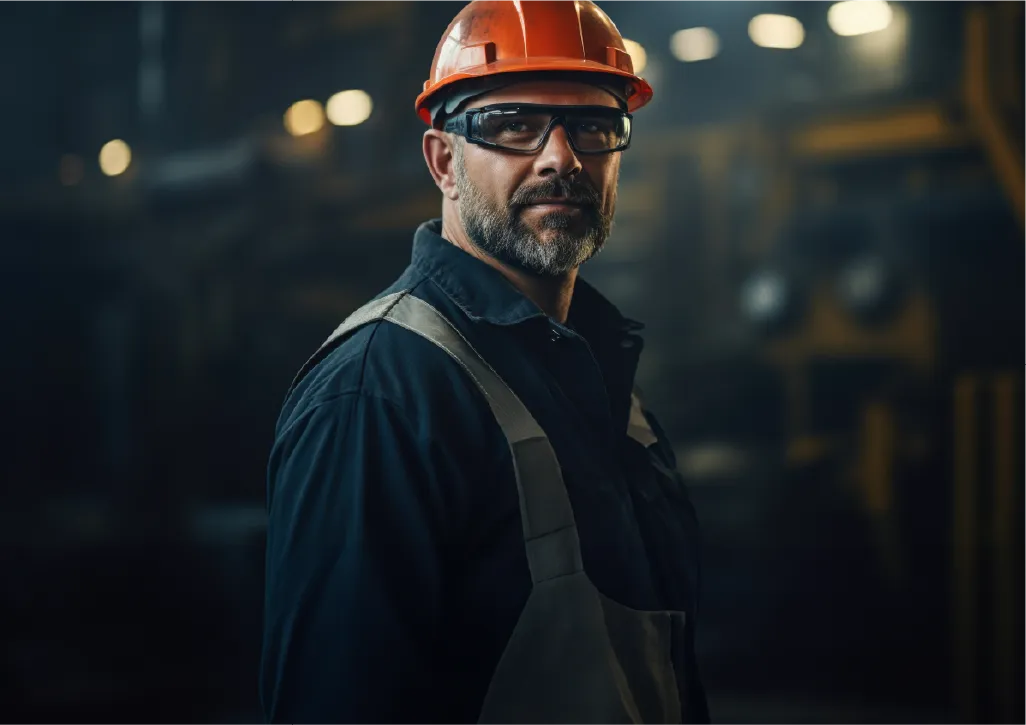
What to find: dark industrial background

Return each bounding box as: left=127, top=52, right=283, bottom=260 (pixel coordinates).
left=1, top=2, right=1022, bottom=723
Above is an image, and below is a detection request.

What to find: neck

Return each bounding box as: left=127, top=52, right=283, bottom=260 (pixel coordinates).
left=441, top=214, right=577, bottom=324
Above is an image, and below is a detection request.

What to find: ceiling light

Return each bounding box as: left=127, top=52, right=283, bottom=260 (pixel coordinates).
left=326, top=90, right=373, bottom=127
left=828, top=1, right=893, bottom=37
left=284, top=100, right=325, bottom=137
left=99, top=140, right=132, bottom=177
left=749, top=14, right=805, bottom=50
left=670, top=27, right=720, bottom=62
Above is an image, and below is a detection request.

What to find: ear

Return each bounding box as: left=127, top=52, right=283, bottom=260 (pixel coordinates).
left=423, top=130, right=460, bottom=201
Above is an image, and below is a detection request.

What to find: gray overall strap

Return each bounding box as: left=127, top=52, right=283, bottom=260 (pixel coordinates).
left=294, top=290, right=583, bottom=584
left=286, top=291, right=409, bottom=398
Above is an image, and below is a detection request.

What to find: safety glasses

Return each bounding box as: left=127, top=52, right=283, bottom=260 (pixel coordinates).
left=443, top=103, right=633, bottom=155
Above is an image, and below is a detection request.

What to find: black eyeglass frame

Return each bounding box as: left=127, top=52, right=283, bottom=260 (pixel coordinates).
left=442, top=103, right=633, bottom=155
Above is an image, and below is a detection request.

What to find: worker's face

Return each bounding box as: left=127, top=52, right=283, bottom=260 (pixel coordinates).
left=451, top=81, right=622, bottom=277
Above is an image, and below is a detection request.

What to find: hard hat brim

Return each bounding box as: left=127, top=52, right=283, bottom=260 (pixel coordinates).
left=415, top=58, right=653, bottom=126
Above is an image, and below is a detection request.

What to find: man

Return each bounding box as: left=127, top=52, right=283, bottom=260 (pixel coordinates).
left=261, top=1, right=709, bottom=722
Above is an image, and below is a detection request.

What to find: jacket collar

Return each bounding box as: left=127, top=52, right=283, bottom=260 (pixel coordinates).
left=410, top=219, right=645, bottom=339
left=411, top=219, right=543, bottom=326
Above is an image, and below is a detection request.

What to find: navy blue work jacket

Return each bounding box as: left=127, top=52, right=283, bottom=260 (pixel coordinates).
left=261, top=219, right=708, bottom=723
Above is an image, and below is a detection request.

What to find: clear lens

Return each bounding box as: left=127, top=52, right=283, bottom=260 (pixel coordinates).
left=478, top=112, right=554, bottom=150
left=474, top=109, right=630, bottom=152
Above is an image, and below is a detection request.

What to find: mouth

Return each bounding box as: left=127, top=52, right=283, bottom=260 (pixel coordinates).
left=529, top=198, right=586, bottom=207
left=523, top=198, right=590, bottom=210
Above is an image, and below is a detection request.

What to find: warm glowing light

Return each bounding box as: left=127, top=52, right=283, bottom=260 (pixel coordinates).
left=99, top=140, right=132, bottom=177
left=284, top=99, right=325, bottom=137
left=670, top=27, right=720, bottom=62
left=828, top=1, right=893, bottom=37
left=622, top=39, right=648, bottom=74
left=326, top=90, right=373, bottom=127
left=748, top=14, right=805, bottom=49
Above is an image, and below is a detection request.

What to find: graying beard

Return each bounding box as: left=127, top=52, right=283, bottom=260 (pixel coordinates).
left=452, top=146, right=609, bottom=277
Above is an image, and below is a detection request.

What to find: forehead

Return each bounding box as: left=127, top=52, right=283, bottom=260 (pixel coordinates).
left=469, top=80, right=621, bottom=109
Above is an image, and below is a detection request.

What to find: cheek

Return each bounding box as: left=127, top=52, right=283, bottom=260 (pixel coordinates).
left=593, top=163, right=620, bottom=208
left=586, top=156, right=617, bottom=182
left=495, top=158, right=530, bottom=204
left=467, top=153, right=523, bottom=205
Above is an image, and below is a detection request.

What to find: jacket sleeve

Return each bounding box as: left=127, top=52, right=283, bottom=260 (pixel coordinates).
left=260, top=391, right=457, bottom=723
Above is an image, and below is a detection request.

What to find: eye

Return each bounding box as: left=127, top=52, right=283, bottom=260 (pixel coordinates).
left=576, top=120, right=613, bottom=135
left=500, top=121, right=529, bottom=133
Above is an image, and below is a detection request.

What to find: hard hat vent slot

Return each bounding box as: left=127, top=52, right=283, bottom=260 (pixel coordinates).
left=457, top=42, right=498, bottom=71
left=605, top=47, right=633, bottom=74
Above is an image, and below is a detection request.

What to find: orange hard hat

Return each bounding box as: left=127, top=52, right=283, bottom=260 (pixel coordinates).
left=415, top=0, right=654, bottom=126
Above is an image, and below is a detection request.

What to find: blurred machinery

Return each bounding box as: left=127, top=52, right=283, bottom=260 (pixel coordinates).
left=0, top=2, right=1021, bottom=723
left=586, top=3, right=1023, bottom=721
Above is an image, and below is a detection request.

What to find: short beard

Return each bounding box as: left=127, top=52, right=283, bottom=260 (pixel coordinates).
left=452, top=140, right=616, bottom=277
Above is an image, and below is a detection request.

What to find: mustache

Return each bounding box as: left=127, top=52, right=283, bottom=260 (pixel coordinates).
left=511, top=178, right=601, bottom=208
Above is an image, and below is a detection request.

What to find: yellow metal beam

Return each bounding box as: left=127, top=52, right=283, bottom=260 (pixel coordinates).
left=859, top=401, right=903, bottom=583
left=861, top=402, right=894, bottom=516
left=763, top=284, right=936, bottom=372
left=993, top=3, right=1024, bottom=118
left=790, top=105, right=967, bottom=158
left=991, top=374, right=1017, bottom=723
left=964, top=7, right=1025, bottom=231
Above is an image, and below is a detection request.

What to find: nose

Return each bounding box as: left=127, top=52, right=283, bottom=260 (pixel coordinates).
left=532, top=121, right=583, bottom=179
